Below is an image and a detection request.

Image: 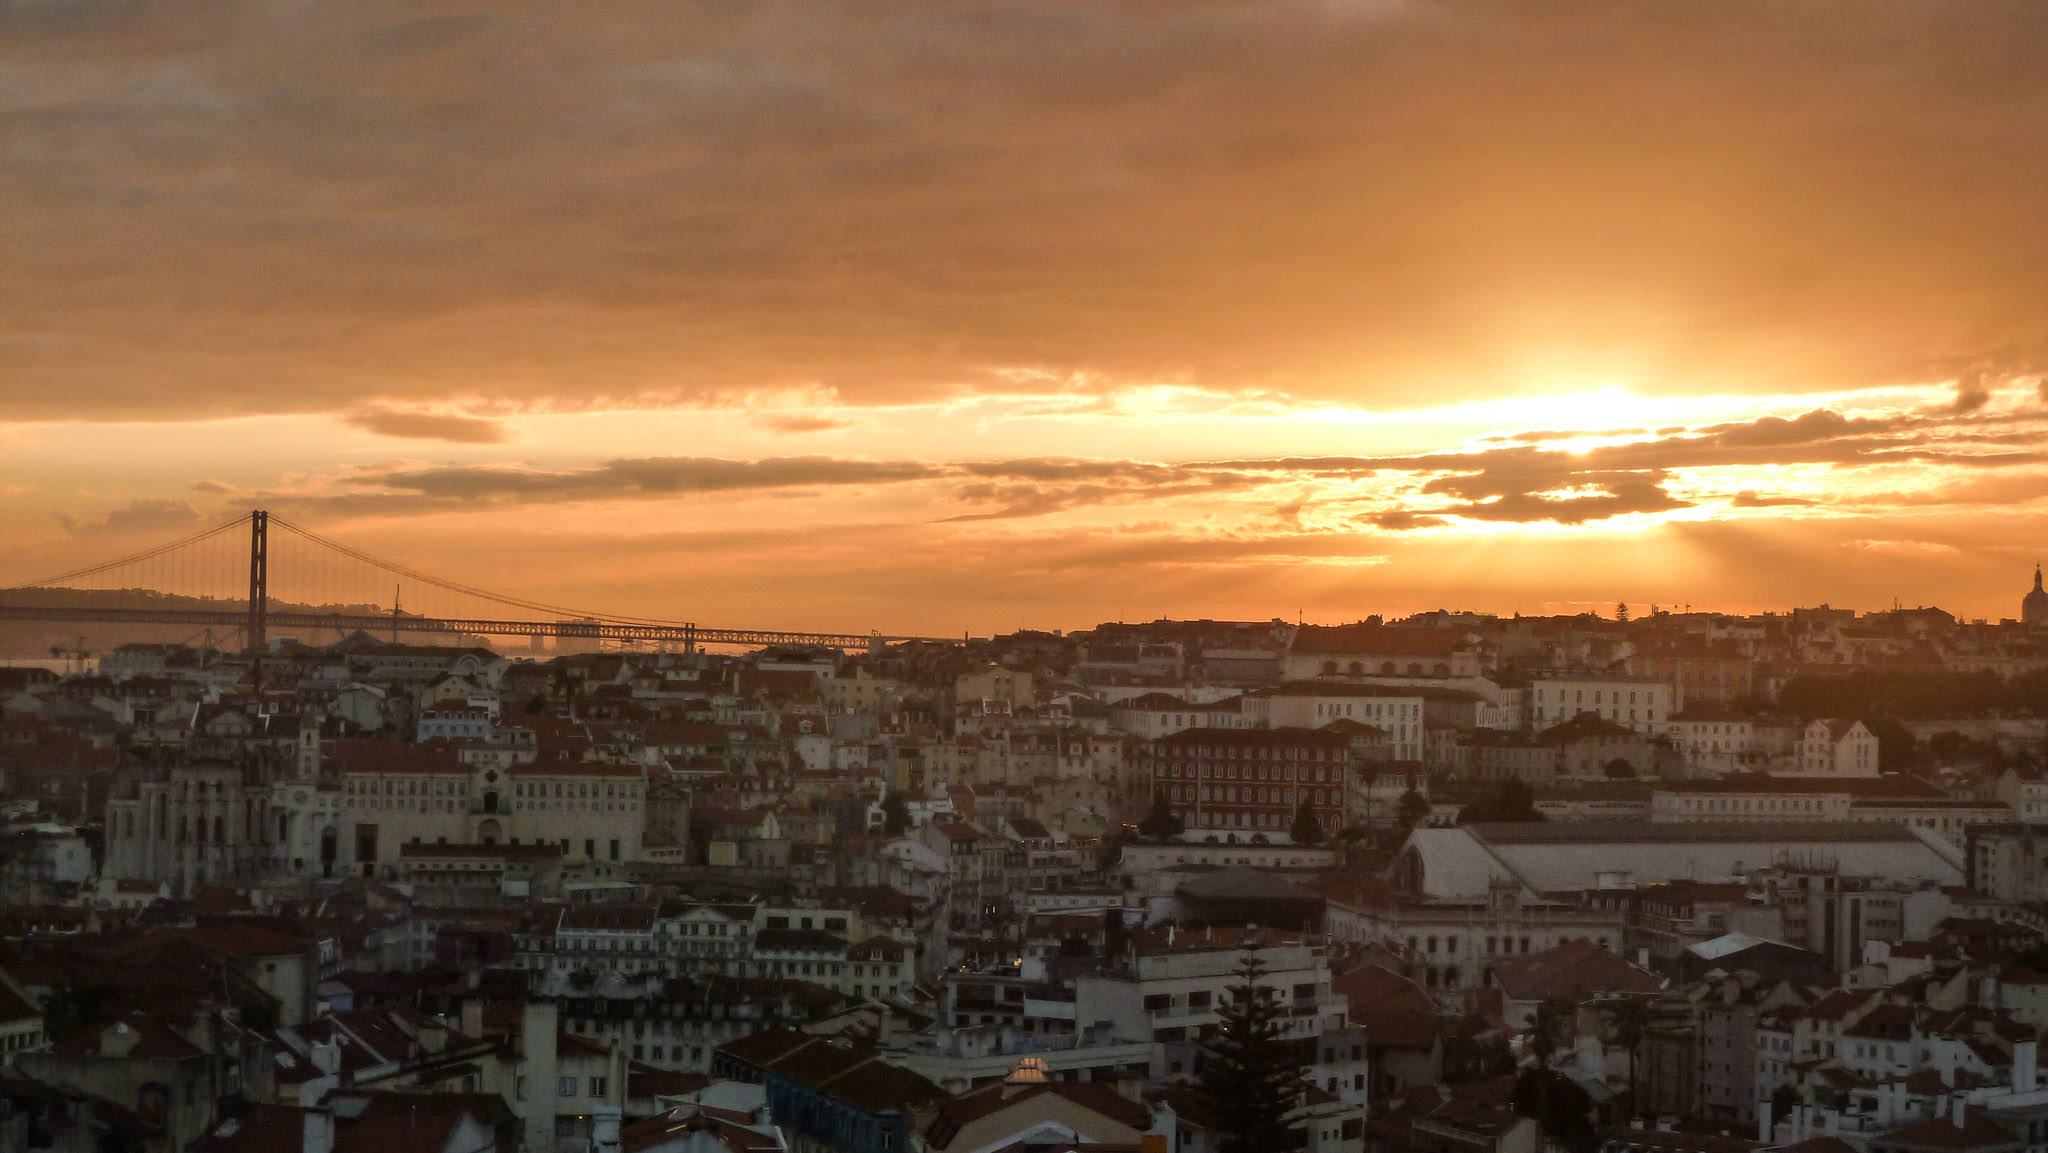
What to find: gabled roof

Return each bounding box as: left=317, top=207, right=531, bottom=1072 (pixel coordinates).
left=1334, top=962, right=1435, bottom=1016
left=53, top=1011, right=204, bottom=1060
left=1352, top=1007, right=1440, bottom=1050
left=1491, top=939, right=1661, bottom=1004
left=622, top=1105, right=781, bottom=1153
left=1877, top=1112, right=2021, bottom=1150
left=720, top=1031, right=944, bottom=1116
left=923, top=1078, right=1152, bottom=1150
left=847, top=935, right=906, bottom=962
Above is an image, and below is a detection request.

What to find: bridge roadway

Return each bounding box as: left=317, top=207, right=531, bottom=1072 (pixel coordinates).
left=0, top=603, right=942, bottom=651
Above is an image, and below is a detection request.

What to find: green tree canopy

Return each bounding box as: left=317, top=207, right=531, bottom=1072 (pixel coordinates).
left=1289, top=796, right=1325, bottom=845
left=1395, top=788, right=1430, bottom=829
left=880, top=791, right=909, bottom=837
left=1458, top=779, right=1545, bottom=824
left=1138, top=790, right=1185, bottom=839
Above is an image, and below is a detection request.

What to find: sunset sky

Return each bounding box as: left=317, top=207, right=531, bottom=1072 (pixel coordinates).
left=5, top=2, right=2048, bottom=636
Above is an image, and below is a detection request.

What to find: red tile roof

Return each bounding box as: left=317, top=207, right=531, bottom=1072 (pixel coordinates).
left=924, top=1079, right=1151, bottom=1150
left=1491, top=939, right=1661, bottom=1004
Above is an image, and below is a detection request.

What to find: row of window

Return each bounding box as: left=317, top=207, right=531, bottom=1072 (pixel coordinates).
left=1152, top=745, right=1343, bottom=762
left=1165, top=784, right=1337, bottom=806
left=1318, top=660, right=1451, bottom=676
left=406, top=834, right=622, bottom=860
left=346, top=778, right=641, bottom=799
left=1403, top=933, right=1596, bottom=956
left=1157, top=762, right=1342, bottom=781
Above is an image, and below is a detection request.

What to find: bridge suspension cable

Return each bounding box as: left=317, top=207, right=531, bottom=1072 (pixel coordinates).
left=0, top=508, right=934, bottom=649
left=8, top=513, right=253, bottom=590
left=264, top=514, right=693, bottom=626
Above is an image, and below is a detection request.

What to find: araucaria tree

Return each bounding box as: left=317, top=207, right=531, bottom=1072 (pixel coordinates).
left=1196, top=949, right=1305, bottom=1153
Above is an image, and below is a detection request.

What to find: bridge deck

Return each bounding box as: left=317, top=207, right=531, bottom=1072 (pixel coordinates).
left=0, top=603, right=943, bottom=650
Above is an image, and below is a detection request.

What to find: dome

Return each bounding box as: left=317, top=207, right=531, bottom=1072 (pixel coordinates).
left=2025, top=565, right=2048, bottom=627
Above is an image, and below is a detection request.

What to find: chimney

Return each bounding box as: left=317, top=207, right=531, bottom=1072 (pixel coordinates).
left=99, top=1022, right=139, bottom=1059
left=460, top=998, right=485, bottom=1040
left=417, top=1017, right=448, bottom=1054
left=310, top=1040, right=341, bottom=1075
left=302, top=1108, right=335, bottom=1153
left=1757, top=1102, right=1772, bottom=1144
left=1952, top=1096, right=1967, bottom=1130
left=2017, top=1039, right=2039, bottom=1092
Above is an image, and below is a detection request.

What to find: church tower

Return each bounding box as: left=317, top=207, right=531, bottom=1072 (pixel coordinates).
left=2025, top=565, right=2048, bottom=627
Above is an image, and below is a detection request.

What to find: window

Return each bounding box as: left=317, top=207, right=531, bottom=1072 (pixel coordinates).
left=559, top=1077, right=577, bottom=1097
left=589, top=1076, right=607, bottom=1097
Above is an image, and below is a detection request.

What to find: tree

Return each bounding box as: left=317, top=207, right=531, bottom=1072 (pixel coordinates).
left=1510, top=1066, right=1597, bottom=1153
left=1457, top=779, right=1545, bottom=824
left=1768, top=1084, right=1801, bottom=1130
left=1395, top=787, right=1430, bottom=830
left=1102, top=907, right=1128, bottom=959
left=1196, top=949, right=1306, bottom=1153
left=1602, top=757, right=1637, bottom=780
left=1514, top=999, right=1594, bottom=1152
left=1525, top=997, right=1568, bottom=1069
left=1138, top=790, right=1185, bottom=839
left=1607, top=997, right=1650, bottom=1115
left=1289, top=796, right=1325, bottom=845
left=1615, top=603, right=1630, bottom=622
left=880, top=791, right=909, bottom=837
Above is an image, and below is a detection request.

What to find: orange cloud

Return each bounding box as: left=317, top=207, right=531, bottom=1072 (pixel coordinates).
left=3, top=3, right=2047, bottom=419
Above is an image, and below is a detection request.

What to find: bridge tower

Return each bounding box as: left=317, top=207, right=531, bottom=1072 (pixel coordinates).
left=246, top=509, right=269, bottom=653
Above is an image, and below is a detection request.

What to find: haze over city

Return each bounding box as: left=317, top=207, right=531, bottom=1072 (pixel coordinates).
left=6, top=2, right=2048, bottom=633
left=19, top=9, right=2048, bottom=1153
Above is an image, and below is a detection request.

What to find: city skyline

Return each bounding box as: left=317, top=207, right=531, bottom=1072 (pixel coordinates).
left=6, top=2, right=2048, bottom=635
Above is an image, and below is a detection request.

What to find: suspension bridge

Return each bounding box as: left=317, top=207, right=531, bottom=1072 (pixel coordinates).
left=0, top=510, right=938, bottom=653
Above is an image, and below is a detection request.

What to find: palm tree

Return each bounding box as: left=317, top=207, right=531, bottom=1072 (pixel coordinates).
left=1523, top=998, right=1570, bottom=1142
left=1526, top=998, right=1567, bottom=1069
left=1608, top=997, right=1651, bottom=1117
